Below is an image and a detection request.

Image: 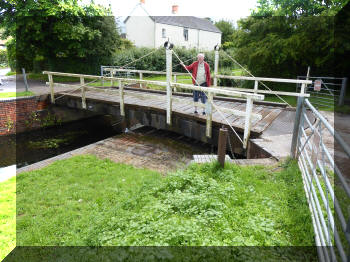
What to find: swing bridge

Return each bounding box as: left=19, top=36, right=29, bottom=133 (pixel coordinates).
left=42, top=43, right=350, bottom=261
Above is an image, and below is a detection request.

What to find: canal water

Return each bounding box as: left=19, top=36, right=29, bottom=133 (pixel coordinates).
left=0, top=115, right=122, bottom=169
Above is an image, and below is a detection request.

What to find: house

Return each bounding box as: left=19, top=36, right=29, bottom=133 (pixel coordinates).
left=123, top=15, right=222, bottom=50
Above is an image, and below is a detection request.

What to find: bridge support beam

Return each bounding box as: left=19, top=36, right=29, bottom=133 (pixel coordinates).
left=166, top=48, right=173, bottom=125
left=243, top=97, right=253, bottom=149
left=214, top=48, right=219, bottom=87
left=119, top=80, right=125, bottom=116
left=80, top=77, right=86, bottom=109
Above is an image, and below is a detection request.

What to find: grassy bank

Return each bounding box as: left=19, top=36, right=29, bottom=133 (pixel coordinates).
left=0, top=177, right=16, bottom=261
left=15, top=155, right=314, bottom=249
left=0, top=91, right=35, bottom=98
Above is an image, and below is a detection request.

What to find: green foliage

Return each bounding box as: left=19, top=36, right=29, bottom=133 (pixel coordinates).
left=0, top=0, right=120, bottom=74
left=0, top=49, right=8, bottom=67
left=214, top=20, right=235, bottom=44
left=225, top=0, right=349, bottom=82
left=113, top=47, right=236, bottom=73
left=16, top=155, right=314, bottom=251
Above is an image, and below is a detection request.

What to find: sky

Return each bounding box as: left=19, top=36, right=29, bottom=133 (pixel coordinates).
left=84, top=0, right=258, bottom=23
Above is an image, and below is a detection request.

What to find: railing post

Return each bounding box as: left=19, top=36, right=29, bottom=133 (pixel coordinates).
left=139, top=72, right=143, bottom=88
left=217, top=127, right=228, bottom=167
left=206, top=92, right=213, bottom=137
left=166, top=48, right=173, bottom=125
left=48, top=74, right=55, bottom=104
left=173, top=74, right=177, bottom=92
left=291, top=96, right=305, bottom=158
left=300, top=83, right=306, bottom=94
left=339, top=77, right=347, bottom=106
left=110, top=69, right=113, bottom=86
left=243, top=97, right=253, bottom=149
left=101, top=66, right=104, bottom=86
left=80, top=77, right=86, bottom=109
left=119, top=80, right=125, bottom=116
left=214, top=47, right=219, bottom=87
left=254, top=80, right=258, bottom=93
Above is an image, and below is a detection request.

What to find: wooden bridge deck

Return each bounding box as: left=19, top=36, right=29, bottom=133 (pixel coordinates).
left=57, top=86, right=284, bottom=136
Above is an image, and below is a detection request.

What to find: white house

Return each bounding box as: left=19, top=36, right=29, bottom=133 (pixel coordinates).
left=124, top=16, right=222, bottom=50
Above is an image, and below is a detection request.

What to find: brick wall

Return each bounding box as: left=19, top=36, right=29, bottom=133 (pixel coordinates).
left=0, top=95, right=49, bottom=135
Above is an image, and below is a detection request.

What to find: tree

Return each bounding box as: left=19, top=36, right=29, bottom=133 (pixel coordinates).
left=214, top=20, right=235, bottom=44
left=0, top=0, right=121, bottom=73
left=230, top=0, right=348, bottom=84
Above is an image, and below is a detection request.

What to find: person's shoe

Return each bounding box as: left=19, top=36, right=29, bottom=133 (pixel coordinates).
left=194, top=110, right=198, bottom=114
left=202, top=111, right=206, bottom=115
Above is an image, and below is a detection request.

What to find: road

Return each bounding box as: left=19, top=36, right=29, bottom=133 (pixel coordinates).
left=0, top=67, right=15, bottom=93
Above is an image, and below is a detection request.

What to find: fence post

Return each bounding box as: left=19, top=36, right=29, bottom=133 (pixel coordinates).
left=48, top=74, right=55, bottom=104
left=339, top=77, right=347, bottom=106
left=243, top=97, right=253, bottom=149
left=214, top=47, right=219, bottom=87
left=166, top=48, right=173, bottom=125
left=291, top=96, right=305, bottom=158
left=80, top=77, right=86, bottom=109
left=206, top=92, right=213, bottom=137
left=22, top=68, right=29, bottom=92
left=139, top=72, right=143, bottom=88
left=217, top=127, right=228, bottom=167
left=119, top=80, right=125, bottom=116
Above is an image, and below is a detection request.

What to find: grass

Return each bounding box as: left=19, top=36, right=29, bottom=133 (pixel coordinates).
left=0, top=91, right=35, bottom=98
left=5, top=71, right=16, bottom=76
left=28, top=73, right=80, bottom=83
left=0, top=177, right=16, bottom=261
left=15, top=155, right=315, bottom=251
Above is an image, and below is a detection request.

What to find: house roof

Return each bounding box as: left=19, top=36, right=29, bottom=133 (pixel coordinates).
left=124, top=16, right=221, bottom=34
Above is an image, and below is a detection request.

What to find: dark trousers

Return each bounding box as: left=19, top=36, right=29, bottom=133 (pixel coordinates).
left=193, top=82, right=207, bottom=104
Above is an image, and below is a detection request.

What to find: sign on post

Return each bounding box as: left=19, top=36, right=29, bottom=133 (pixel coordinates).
left=314, top=79, right=322, bottom=91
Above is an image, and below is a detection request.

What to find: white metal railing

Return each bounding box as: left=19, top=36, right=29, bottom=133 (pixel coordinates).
left=291, top=97, right=350, bottom=262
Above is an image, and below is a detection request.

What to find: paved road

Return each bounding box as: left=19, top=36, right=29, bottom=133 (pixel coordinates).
left=0, top=68, right=15, bottom=92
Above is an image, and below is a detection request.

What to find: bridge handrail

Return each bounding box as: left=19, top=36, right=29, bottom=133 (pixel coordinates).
left=215, top=74, right=313, bottom=85
left=42, top=71, right=265, bottom=101
left=102, top=68, right=188, bottom=76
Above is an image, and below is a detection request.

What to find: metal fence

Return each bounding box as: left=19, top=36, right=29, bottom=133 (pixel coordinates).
left=291, top=97, right=350, bottom=262
left=297, top=76, right=348, bottom=109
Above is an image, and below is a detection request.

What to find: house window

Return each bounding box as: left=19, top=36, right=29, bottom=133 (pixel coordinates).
left=183, top=28, right=188, bottom=41
left=162, top=28, right=166, bottom=38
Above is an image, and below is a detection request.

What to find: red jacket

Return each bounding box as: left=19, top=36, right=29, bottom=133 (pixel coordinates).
left=184, top=61, right=211, bottom=87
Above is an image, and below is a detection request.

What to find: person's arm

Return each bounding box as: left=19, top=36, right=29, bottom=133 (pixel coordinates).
left=181, top=62, right=195, bottom=71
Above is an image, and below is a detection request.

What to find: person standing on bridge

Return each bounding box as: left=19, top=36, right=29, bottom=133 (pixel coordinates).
left=181, top=53, right=211, bottom=115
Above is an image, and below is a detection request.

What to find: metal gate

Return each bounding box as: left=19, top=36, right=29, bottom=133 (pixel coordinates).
left=291, top=97, right=350, bottom=262
left=296, top=76, right=347, bottom=109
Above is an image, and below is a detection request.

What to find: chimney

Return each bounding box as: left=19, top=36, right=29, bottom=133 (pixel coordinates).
left=172, top=5, right=178, bottom=14
left=140, top=0, right=145, bottom=4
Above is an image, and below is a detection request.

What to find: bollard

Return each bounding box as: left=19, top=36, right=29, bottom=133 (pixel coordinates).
left=22, top=68, right=29, bottom=92
left=217, top=127, right=228, bottom=167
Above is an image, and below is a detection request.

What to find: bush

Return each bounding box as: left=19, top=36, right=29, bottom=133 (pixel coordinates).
left=112, top=47, right=238, bottom=73
left=0, top=49, right=8, bottom=67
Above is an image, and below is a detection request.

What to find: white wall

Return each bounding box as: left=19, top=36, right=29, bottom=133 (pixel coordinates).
left=155, top=22, right=221, bottom=51
left=125, top=16, right=155, bottom=48
left=198, top=30, right=221, bottom=51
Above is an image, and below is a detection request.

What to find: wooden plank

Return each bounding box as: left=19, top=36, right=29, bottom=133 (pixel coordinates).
left=253, top=109, right=282, bottom=133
